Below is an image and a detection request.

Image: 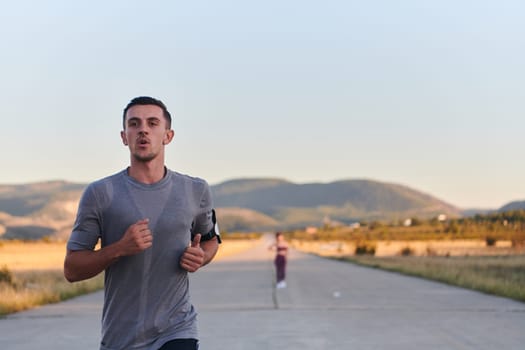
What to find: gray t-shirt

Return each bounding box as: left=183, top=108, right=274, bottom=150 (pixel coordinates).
left=67, top=169, right=214, bottom=350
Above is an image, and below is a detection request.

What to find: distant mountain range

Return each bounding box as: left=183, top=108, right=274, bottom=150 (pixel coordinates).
left=211, top=178, right=462, bottom=230
left=498, top=200, right=525, bottom=212
left=0, top=178, right=521, bottom=240
left=0, top=181, right=85, bottom=240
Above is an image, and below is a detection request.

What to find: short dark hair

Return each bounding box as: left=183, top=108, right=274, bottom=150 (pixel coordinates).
left=122, top=96, right=172, bottom=129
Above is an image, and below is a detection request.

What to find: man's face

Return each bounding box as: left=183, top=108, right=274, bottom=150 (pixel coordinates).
left=121, top=104, right=173, bottom=162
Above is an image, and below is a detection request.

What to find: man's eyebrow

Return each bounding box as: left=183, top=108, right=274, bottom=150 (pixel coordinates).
left=127, top=116, right=161, bottom=123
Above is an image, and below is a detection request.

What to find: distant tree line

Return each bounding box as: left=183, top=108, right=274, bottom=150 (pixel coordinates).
left=472, top=210, right=525, bottom=223
left=286, top=209, right=525, bottom=244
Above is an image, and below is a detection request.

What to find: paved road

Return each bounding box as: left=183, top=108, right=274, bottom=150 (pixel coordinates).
left=1, top=235, right=524, bottom=349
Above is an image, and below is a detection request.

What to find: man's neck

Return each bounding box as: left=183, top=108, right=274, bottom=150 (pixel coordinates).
left=127, top=162, right=167, bottom=184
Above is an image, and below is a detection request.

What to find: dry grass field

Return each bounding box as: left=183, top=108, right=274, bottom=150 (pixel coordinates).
left=214, top=238, right=261, bottom=259
left=0, top=239, right=260, bottom=271
left=0, top=241, right=67, bottom=271
left=0, top=238, right=259, bottom=316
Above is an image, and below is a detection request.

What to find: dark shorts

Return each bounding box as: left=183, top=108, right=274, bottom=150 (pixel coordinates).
left=159, top=338, right=199, bottom=350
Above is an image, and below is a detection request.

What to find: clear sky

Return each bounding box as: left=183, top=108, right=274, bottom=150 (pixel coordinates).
left=1, top=1, right=524, bottom=209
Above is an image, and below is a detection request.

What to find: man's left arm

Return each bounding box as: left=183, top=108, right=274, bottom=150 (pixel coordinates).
left=182, top=181, right=221, bottom=272
left=201, top=235, right=220, bottom=266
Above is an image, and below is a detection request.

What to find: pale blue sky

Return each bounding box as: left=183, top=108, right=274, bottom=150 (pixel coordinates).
left=1, top=1, right=524, bottom=209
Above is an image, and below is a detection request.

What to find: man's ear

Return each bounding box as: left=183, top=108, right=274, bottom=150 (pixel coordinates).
left=163, top=129, right=175, bottom=145
left=121, top=130, right=128, bottom=146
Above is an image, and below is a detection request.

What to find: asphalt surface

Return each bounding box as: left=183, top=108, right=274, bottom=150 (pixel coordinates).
left=1, top=235, right=524, bottom=349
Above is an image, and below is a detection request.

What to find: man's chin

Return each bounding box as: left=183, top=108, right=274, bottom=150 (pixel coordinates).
left=133, top=153, right=156, bottom=162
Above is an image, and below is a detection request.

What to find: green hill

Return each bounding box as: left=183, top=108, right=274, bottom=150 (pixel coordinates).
left=215, top=207, right=279, bottom=232
left=499, top=201, right=525, bottom=212
left=0, top=181, right=85, bottom=216
left=212, top=178, right=461, bottom=228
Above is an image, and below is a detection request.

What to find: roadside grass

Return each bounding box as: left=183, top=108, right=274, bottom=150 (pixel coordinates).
left=341, top=254, right=525, bottom=303
left=0, top=269, right=104, bottom=316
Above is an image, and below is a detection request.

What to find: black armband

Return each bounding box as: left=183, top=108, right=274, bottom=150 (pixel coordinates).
left=198, top=209, right=222, bottom=244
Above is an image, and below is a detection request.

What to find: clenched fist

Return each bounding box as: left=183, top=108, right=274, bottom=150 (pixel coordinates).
left=118, top=218, right=153, bottom=256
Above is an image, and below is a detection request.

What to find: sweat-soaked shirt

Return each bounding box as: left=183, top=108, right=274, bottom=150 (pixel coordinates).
left=67, top=169, right=214, bottom=350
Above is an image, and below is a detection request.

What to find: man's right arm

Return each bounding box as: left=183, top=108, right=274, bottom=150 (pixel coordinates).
left=64, top=218, right=152, bottom=282
left=64, top=245, right=123, bottom=282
